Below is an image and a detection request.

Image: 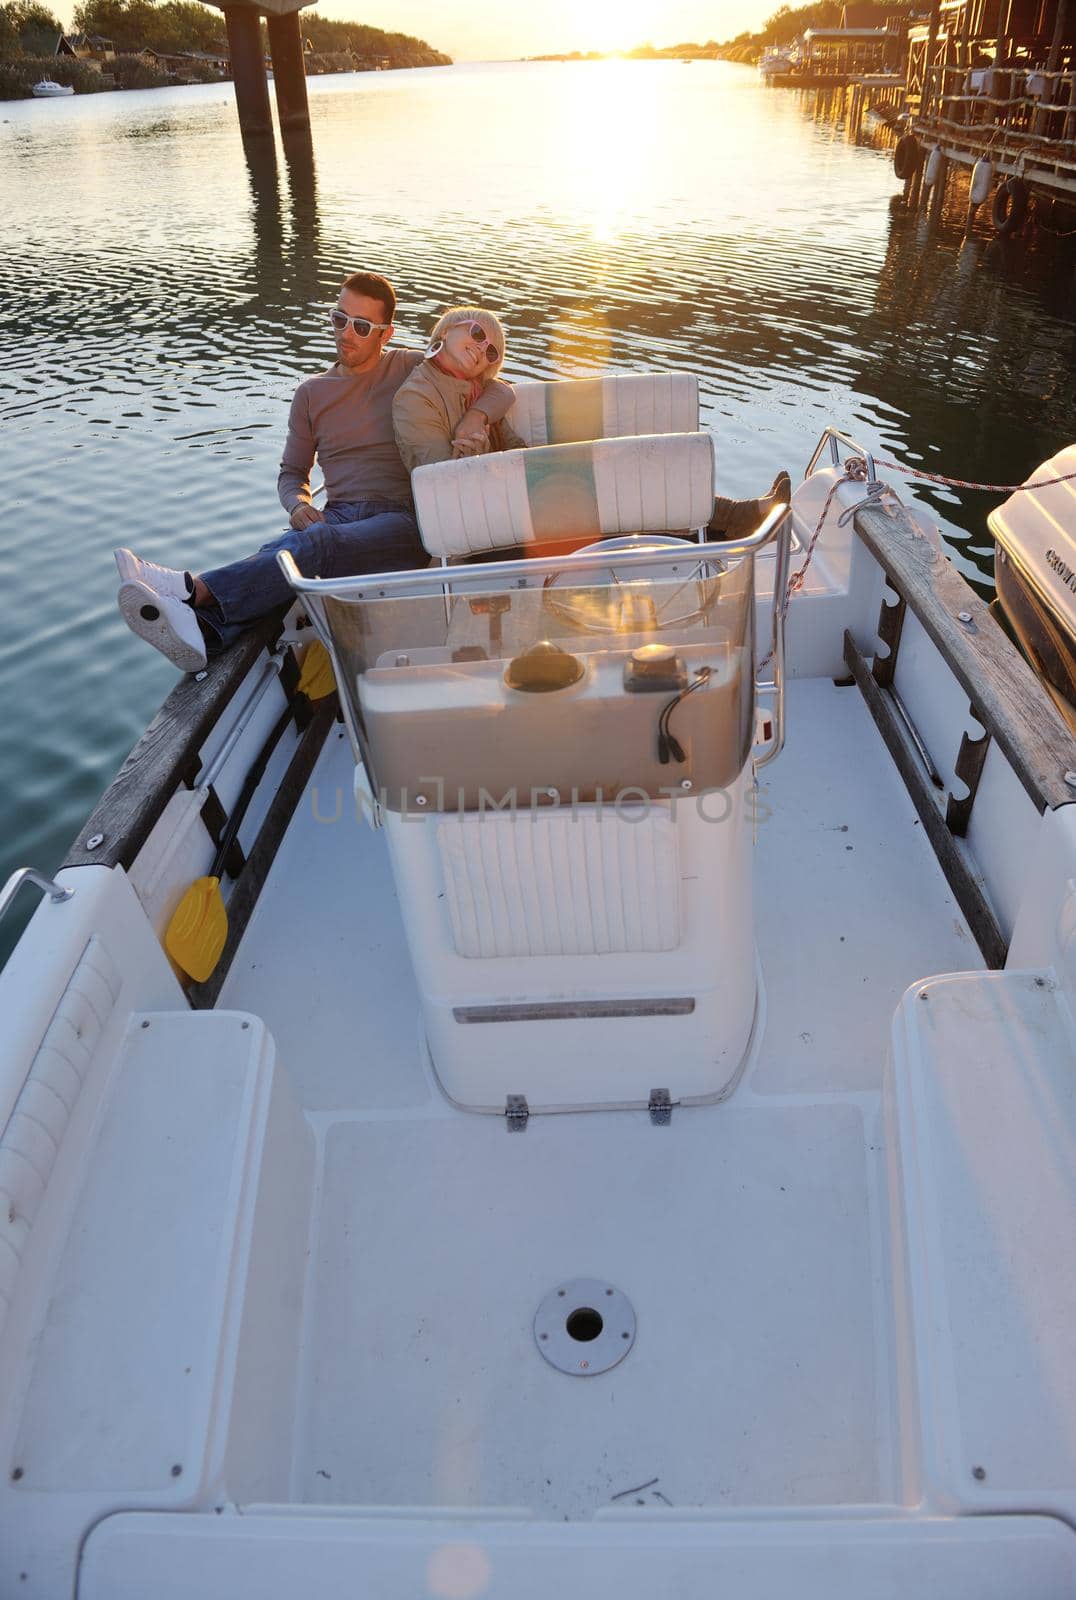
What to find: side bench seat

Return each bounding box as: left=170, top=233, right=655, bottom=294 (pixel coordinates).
left=79, top=1507, right=1076, bottom=1599
left=887, top=967, right=1076, bottom=1519
left=8, top=1008, right=310, bottom=1505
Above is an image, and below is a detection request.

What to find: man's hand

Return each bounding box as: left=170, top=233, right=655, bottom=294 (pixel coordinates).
left=452, top=408, right=491, bottom=458
left=290, top=503, right=326, bottom=530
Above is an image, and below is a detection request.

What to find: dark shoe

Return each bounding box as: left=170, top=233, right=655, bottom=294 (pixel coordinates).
left=706, top=470, right=792, bottom=541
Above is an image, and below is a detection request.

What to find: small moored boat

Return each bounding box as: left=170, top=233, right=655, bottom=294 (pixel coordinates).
left=30, top=78, right=74, bottom=97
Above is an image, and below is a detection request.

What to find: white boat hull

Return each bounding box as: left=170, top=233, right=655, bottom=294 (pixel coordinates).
left=1, top=418, right=1075, bottom=1596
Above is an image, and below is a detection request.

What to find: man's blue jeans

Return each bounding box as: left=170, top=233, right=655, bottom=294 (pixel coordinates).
left=197, top=499, right=426, bottom=652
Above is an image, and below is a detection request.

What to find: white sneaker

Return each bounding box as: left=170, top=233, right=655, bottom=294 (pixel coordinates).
left=118, top=579, right=207, bottom=672
left=114, top=547, right=194, bottom=602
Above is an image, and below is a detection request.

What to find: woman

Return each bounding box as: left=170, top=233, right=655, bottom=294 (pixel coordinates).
left=392, top=305, right=525, bottom=473
left=394, top=304, right=789, bottom=541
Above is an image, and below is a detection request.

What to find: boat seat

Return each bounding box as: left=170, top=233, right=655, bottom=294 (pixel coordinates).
left=8, top=1007, right=312, bottom=1505
left=887, top=962, right=1076, bottom=1519
left=505, top=371, right=699, bottom=447
left=79, top=1508, right=1076, bottom=1599
left=411, top=430, right=715, bottom=559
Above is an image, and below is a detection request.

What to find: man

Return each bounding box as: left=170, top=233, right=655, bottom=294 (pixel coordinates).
left=115, top=270, right=515, bottom=672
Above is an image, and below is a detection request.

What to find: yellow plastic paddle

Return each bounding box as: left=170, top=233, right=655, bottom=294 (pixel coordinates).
left=297, top=639, right=336, bottom=700
left=165, top=874, right=229, bottom=983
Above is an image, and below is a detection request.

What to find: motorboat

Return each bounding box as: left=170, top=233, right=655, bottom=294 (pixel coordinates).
left=988, top=442, right=1076, bottom=733
left=757, top=44, right=798, bottom=79
left=1, top=374, right=1075, bottom=1598
left=30, top=78, right=74, bottom=97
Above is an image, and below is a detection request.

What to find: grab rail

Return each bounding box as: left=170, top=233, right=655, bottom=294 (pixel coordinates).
left=280, top=511, right=791, bottom=786
left=805, top=427, right=881, bottom=493
left=277, top=518, right=783, bottom=598
left=0, top=868, right=73, bottom=929
left=754, top=504, right=792, bottom=770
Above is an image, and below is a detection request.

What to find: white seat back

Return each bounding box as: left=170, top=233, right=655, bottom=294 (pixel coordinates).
left=412, top=430, right=715, bottom=560
left=507, top=373, right=699, bottom=447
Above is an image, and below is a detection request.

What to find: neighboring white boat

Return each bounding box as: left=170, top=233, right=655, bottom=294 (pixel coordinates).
left=30, top=78, right=74, bottom=97
left=988, top=441, right=1076, bottom=733
left=758, top=44, right=799, bottom=79
left=1, top=375, right=1075, bottom=1598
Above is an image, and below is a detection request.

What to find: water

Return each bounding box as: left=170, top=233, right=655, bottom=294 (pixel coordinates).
left=1, top=61, right=1074, bottom=959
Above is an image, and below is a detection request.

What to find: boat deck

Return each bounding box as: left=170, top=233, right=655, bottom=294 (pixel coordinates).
left=214, top=675, right=979, bottom=1518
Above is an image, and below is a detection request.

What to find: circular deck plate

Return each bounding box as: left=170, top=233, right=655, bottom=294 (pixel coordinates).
left=533, top=1278, right=636, bottom=1376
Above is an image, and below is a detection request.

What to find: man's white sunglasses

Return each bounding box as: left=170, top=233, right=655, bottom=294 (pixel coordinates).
left=329, top=309, right=391, bottom=337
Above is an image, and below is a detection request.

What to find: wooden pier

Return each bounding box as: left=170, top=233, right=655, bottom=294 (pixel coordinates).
left=902, top=0, right=1075, bottom=210
left=912, top=62, right=1076, bottom=198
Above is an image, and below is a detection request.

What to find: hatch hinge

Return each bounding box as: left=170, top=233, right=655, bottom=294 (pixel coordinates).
left=505, top=1094, right=529, bottom=1132
left=649, top=1088, right=673, bottom=1126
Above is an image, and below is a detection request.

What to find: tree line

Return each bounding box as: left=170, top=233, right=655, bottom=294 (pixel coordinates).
left=0, top=0, right=450, bottom=66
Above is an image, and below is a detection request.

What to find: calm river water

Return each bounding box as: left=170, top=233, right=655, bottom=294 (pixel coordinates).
left=1, top=61, right=1074, bottom=958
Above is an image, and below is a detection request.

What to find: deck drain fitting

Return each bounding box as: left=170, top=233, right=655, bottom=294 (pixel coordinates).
left=534, top=1279, right=635, bottom=1376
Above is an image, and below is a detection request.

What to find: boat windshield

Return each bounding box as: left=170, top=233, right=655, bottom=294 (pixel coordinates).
left=315, top=546, right=756, bottom=816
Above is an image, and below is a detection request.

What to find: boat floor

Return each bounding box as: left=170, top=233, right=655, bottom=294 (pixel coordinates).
left=217, top=676, right=980, bottom=1519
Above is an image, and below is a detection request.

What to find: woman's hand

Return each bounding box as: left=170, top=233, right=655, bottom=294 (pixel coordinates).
left=452, top=408, right=491, bottom=457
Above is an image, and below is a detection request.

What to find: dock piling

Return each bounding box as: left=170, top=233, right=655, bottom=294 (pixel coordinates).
left=223, top=6, right=273, bottom=137
left=267, top=11, right=310, bottom=132
left=213, top=0, right=312, bottom=137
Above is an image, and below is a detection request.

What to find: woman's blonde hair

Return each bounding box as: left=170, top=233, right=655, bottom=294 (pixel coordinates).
left=428, top=305, right=506, bottom=377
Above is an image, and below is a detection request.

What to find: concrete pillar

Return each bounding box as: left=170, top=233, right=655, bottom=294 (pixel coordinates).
left=224, top=6, right=272, bottom=137
left=267, top=11, right=310, bottom=133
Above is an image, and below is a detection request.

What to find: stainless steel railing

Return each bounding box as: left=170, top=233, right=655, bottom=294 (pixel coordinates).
left=805, top=426, right=880, bottom=492
left=279, top=508, right=792, bottom=782
left=0, top=868, right=73, bottom=930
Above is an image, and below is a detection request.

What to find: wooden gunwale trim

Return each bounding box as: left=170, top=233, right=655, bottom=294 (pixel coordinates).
left=844, top=631, right=1008, bottom=969
left=63, top=612, right=286, bottom=872
left=187, top=695, right=337, bottom=1009
left=852, top=504, right=1075, bottom=815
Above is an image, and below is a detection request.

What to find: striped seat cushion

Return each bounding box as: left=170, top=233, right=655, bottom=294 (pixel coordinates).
left=412, top=430, right=716, bottom=559
left=507, top=373, right=699, bottom=447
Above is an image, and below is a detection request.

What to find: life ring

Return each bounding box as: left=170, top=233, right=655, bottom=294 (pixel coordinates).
left=893, top=133, right=920, bottom=181
left=992, top=176, right=1029, bottom=235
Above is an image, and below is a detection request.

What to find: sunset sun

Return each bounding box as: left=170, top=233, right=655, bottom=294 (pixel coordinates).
left=583, top=0, right=654, bottom=52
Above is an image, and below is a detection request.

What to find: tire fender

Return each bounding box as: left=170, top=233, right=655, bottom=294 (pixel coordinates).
left=992, top=176, right=1029, bottom=235
left=893, top=133, right=920, bottom=180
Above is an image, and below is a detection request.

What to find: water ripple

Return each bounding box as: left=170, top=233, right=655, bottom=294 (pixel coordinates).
left=1, top=60, right=1074, bottom=956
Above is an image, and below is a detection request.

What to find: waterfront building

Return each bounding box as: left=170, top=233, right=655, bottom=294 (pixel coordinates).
left=54, top=32, right=115, bottom=69
left=904, top=0, right=1076, bottom=210
left=144, top=46, right=231, bottom=80
left=802, top=20, right=905, bottom=80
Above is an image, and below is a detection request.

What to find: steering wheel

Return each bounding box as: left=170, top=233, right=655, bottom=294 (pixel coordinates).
left=541, top=534, right=725, bottom=635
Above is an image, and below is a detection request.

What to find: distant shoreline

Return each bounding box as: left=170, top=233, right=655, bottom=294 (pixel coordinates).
left=0, top=57, right=450, bottom=103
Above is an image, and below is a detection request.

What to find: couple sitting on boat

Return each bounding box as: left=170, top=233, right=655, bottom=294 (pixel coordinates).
left=116, top=267, right=789, bottom=673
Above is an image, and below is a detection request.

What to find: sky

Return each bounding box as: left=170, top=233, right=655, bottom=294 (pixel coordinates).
left=355, top=2, right=778, bottom=61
